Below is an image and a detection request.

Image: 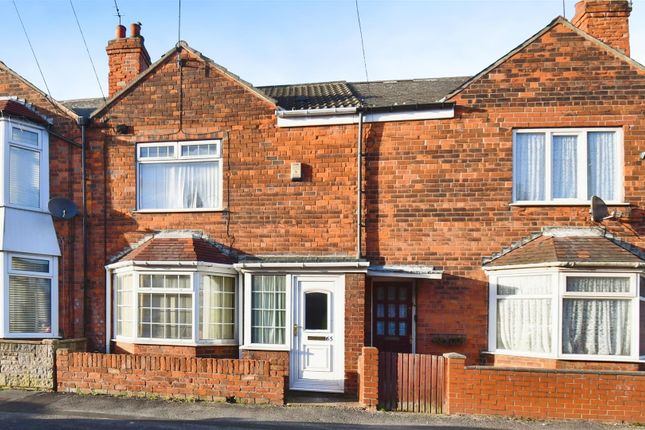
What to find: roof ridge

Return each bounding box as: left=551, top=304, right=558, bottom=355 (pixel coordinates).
left=258, top=80, right=349, bottom=89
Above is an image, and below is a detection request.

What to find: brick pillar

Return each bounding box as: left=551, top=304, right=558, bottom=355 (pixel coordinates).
left=358, top=346, right=379, bottom=410
left=442, top=352, right=467, bottom=415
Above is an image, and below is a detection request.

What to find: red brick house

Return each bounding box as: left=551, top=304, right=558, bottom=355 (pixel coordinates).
left=0, top=0, right=643, bottom=402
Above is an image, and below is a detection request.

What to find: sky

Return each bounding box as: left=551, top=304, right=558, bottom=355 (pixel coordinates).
left=1, top=0, right=644, bottom=101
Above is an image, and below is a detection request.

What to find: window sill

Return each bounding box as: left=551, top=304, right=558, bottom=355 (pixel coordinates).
left=509, top=202, right=631, bottom=207
left=113, top=338, right=238, bottom=347
left=134, top=208, right=226, bottom=214
left=239, top=344, right=290, bottom=352
left=485, top=351, right=644, bottom=363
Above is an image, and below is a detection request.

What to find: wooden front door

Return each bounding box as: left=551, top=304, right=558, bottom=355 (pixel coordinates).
left=372, top=281, right=413, bottom=353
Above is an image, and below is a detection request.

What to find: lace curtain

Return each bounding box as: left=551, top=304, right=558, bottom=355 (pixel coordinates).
left=251, top=275, right=286, bottom=345
left=139, top=161, right=218, bottom=209
left=587, top=131, right=616, bottom=201
left=514, top=133, right=545, bottom=201
left=552, top=135, right=577, bottom=199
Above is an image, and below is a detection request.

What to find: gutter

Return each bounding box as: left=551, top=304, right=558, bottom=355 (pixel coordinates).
left=276, top=107, right=357, bottom=117
left=483, top=261, right=645, bottom=271
left=233, top=261, right=370, bottom=270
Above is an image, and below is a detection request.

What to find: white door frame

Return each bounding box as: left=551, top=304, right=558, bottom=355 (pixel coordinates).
left=289, top=274, right=345, bottom=393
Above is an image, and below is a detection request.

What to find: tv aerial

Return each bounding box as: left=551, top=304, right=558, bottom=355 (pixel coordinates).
left=48, top=197, right=79, bottom=220
left=590, top=196, right=620, bottom=222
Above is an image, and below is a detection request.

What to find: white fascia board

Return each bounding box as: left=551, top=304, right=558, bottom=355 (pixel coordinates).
left=483, top=261, right=645, bottom=272
left=367, top=269, right=443, bottom=280
left=233, top=261, right=369, bottom=271
left=276, top=107, right=454, bottom=127
left=105, top=260, right=237, bottom=273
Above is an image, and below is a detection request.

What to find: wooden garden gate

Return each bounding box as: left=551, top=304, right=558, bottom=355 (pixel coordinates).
left=378, top=352, right=445, bottom=413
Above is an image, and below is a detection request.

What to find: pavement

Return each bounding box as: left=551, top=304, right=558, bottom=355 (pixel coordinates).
left=0, top=389, right=639, bottom=430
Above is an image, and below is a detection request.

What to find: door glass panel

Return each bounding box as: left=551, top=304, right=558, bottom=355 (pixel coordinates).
left=376, top=320, right=384, bottom=335
left=399, top=287, right=407, bottom=301
left=305, top=292, right=328, bottom=330
left=399, top=322, right=407, bottom=336
left=376, top=286, right=385, bottom=300
left=376, top=304, right=384, bottom=318
left=388, top=321, right=396, bottom=336
left=387, top=287, right=395, bottom=300
left=399, top=304, right=407, bottom=318
left=388, top=304, right=396, bottom=318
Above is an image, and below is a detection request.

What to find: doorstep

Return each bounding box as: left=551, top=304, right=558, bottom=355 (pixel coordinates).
left=285, top=390, right=361, bottom=409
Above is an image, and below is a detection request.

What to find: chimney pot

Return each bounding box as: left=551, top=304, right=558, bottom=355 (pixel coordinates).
left=115, top=25, right=126, bottom=39
left=130, top=22, right=141, bottom=38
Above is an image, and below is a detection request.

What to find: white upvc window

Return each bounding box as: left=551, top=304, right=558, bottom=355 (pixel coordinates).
left=0, top=119, right=49, bottom=211
left=136, top=140, right=222, bottom=212
left=512, top=128, right=624, bottom=204
left=488, top=269, right=643, bottom=361
left=2, top=253, right=58, bottom=338
left=112, top=267, right=237, bottom=345
left=243, top=273, right=291, bottom=350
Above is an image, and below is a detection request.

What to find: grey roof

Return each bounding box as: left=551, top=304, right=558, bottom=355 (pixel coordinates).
left=349, top=77, right=470, bottom=108
left=60, top=98, right=105, bottom=117
left=258, top=81, right=360, bottom=110
left=259, top=77, right=470, bottom=110
left=60, top=76, right=471, bottom=115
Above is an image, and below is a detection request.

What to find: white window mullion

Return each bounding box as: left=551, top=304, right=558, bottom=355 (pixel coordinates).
left=579, top=131, right=588, bottom=201
left=192, top=273, right=199, bottom=343
left=544, top=131, right=552, bottom=201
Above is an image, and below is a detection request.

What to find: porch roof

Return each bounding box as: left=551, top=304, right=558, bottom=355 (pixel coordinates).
left=118, top=236, right=236, bottom=265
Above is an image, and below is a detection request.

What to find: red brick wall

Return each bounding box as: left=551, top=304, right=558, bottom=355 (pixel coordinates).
left=112, top=342, right=238, bottom=358
left=358, top=347, right=378, bottom=409
left=85, top=47, right=361, bottom=349
left=444, top=353, right=645, bottom=423
left=344, top=273, right=366, bottom=395
left=572, top=0, right=631, bottom=55
left=56, top=349, right=286, bottom=405
left=363, top=21, right=645, bottom=363
left=0, top=66, right=84, bottom=341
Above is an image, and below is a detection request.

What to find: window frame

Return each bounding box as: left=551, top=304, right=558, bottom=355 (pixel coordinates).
left=135, top=140, right=223, bottom=213
left=1, top=252, right=58, bottom=338
left=242, top=273, right=292, bottom=351
left=112, top=266, right=238, bottom=346
left=511, top=128, right=624, bottom=205
left=0, top=119, right=49, bottom=212
left=488, top=268, right=643, bottom=362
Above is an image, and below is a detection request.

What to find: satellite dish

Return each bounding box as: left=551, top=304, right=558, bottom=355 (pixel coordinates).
left=48, top=198, right=79, bottom=220
left=590, top=195, right=612, bottom=222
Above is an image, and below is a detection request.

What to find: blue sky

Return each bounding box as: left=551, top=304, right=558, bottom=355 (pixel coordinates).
left=2, top=0, right=644, bottom=101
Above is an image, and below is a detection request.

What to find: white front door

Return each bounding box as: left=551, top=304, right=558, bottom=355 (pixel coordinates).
left=290, top=275, right=345, bottom=393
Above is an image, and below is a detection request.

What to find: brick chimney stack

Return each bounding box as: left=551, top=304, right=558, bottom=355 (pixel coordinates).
left=572, top=0, right=632, bottom=56
left=106, top=22, right=152, bottom=97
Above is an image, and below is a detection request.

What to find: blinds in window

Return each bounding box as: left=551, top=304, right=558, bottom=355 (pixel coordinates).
left=9, top=275, right=51, bottom=334
left=9, top=146, right=40, bottom=208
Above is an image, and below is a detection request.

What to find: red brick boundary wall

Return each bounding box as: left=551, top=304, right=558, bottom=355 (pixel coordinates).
left=358, top=347, right=378, bottom=410
left=56, top=350, right=286, bottom=405
left=444, top=353, right=645, bottom=423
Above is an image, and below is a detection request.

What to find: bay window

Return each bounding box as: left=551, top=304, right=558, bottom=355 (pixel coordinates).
left=136, top=140, right=222, bottom=211
left=489, top=270, right=644, bottom=361
left=113, top=269, right=236, bottom=344
left=512, top=128, right=623, bottom=204
left=3, top=253, right=58, bottom=337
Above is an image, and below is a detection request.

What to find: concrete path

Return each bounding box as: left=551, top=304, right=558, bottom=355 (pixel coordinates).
left=0, top=389, right=638, bottom=430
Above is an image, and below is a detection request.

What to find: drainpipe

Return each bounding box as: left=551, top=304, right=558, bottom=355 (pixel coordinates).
left=77, top=115, right=89, bottom=337
left=356, top=111, right=363, bottom=260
